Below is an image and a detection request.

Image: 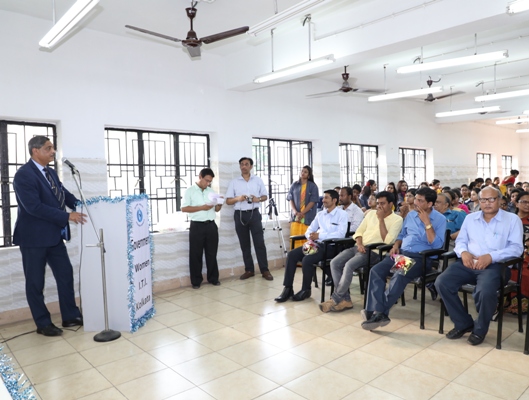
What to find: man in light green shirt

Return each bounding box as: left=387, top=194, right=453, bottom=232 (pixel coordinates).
left=182, top=168, right=223, bottom=289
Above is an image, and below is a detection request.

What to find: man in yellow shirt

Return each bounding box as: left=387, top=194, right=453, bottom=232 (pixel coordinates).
left=321, top=191, right=403, bottom=312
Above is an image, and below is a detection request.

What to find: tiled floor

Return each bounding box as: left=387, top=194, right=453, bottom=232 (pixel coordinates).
left=2, top=273, right=529, bottom=400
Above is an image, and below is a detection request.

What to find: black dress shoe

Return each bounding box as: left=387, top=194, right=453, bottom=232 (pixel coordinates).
left=275, top=287, right=294, bottom=302
left=209, top=281, right=221, bottom=286
left=325, top=276, right=333, bottom=286
left=192, top=285, right=200, bottom=289
left=467, top=333, right=485, bottom=346
left=62, top=317, right=83, bottom=328
left=37, top=323, right=63, bottom=336
left=426, top=283, right=438, bottom=301
left=292, top=289, right=311, bottom=301
left=446, top=325, right=473, bottom=340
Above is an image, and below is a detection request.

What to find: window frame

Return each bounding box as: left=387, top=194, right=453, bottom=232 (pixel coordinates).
left=476, top=152, right=492, bottom=179
left=339, top=143, right=379, bottom=187
left=104, top=128, right=210, bottom=230
left=399, top=147, right=426, bottom=188
left=252, top=138, right=312, bottom=218
left=0, top=120, right=57, bottom=247
left=501, top=155, right=512, bottom=179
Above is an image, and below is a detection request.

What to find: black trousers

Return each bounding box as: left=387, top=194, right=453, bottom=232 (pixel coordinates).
left=20, top=241, right=81, bottom=329
left=283, top=244, right=327, bottom=290
left=234, top=210, right=269, bottom=273
left=189, top=220, right=219, bottom=286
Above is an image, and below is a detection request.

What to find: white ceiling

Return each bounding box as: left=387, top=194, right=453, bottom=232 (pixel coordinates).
left=2, top=0, right=529, bottom=130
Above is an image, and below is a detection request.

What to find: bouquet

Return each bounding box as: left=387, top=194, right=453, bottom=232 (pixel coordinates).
left=390, top=254, right=416, bottom=275
left=302, top=239, right=319, bottom=255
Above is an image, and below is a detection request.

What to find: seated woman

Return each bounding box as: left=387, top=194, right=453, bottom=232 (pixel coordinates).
left=446, top=189, right=469, bottom=214
left=397, top=188, right=416, bottom=220
left=460, top=184, right=471, bottom=206
left=287, top=166, right=319, bottom=248
left=359, top=180, right=377, bottom=209
left=352, top=184, right=363, bottom=209
left=468, top=187, right=481, bottom=213
left=363, top=194, right=377, bottom=216
left=396, top=180, right=408, bottom=206
left=430, top=179, right=442, bottom=193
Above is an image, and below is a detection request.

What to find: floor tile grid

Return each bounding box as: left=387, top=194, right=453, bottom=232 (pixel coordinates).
left=0, top=274, right=528, bottom=400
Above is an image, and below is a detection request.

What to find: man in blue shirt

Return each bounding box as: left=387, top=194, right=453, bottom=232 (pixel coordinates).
left=362, top=187, right=446, bottom=330
left=226, top=157, right=273, bottom=281
left=275, top=189, right=348, bottom=302
left=435, top=187, right=523, bottom=346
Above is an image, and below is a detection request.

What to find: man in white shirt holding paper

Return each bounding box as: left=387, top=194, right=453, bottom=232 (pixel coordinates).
left=182, top=168, right=223, bottom=289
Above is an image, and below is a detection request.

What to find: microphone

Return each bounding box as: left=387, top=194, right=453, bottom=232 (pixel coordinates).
left=61, top=157, right=79, bottom=173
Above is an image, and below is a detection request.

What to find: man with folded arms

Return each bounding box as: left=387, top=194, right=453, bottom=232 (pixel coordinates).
left=321, top=191, right=402, bottom=312
left=435, top=187, right=523, bottom=346
left=361, top=187, right=446, bottom=330
left=275, top=189, right=348, bottom=302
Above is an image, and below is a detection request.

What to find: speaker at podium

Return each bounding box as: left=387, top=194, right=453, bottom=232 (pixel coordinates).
left=79, top=195, right=155, bottom=333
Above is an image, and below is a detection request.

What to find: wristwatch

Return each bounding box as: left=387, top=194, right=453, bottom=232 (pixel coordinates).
left=425, top=224, right=432, bottom=230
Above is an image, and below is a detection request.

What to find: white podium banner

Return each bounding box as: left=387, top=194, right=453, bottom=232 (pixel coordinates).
left=79, top=194, right=155, bottom=333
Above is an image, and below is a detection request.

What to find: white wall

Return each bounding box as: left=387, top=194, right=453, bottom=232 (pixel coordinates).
left=0, top=10, right=525, bottom=319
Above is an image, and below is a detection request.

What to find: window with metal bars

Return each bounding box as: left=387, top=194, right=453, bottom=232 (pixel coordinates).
left=339, top=143, right=379, bottom=187
left=251, top=138, right=312, bottom=218
left=399, top=148, right=426, bottom=189
left=501, top=155, right=512, bottom=178
left=0, top=121, right=57, bottom=247
left=105, top=128, right=210, bottom=229
left=476, top=153, right=491, bottom=179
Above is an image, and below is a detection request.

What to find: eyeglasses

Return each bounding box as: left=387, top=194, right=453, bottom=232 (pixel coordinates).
left=500, top=203, right=508, bottom=208
left=478, top=197, right=498, bottom=203
left=519, top=200, right=529, bottom=205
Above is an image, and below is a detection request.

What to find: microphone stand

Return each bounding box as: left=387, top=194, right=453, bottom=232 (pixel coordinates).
left=66, top=165, right=121, bottom=342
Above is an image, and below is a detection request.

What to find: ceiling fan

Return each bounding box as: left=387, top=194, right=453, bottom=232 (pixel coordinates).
left=306, top=66, right=383, bottom=98
left=125, top=1, right=249, bottom=58
left=423, top=77, right=464, bottom=102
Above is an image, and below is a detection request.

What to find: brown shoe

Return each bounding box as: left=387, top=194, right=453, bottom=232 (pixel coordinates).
left=262, top=271, right=273, bottom=281
left=240, top=271, right=255, bottom=280
left=330, top=299, right=354, bottom=312
left=319, top=299, right=336, bottom=313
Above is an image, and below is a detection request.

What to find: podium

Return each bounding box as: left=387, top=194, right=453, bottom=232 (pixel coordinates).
left=79, top=195, right=155, bottom=333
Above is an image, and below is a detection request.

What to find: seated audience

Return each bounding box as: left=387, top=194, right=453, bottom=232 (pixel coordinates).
left=468, top=187, right=481, bottom=213
left=361, top=187, right=446, bottom=330
left=435, top=187, right=523, bottom=345
left=460, top=184, right=471, bottom=205
left=398, top=189, right=416, bottom=220
left=434, top=193, right=466, bottom=241
left=385, top=182, right=396, bottom=194
left=275, top=190, right=348, bottom=302
left=508, top=188, right=523, bottom=213
left=419, top=181, right=429, bottom=189
left=523, top=182, right=529, bottom=192
left=322, top=191, right=403, bottom=313
left=474, top=178, right=484, bottom=188
left=499, top=196, right=508, bottom=210
left=396, top=180, right=408, bottom=207
left=352, top=184, right=363, bottom=209
left=485, top=178, right=492, bottom=186
left=364, top=194, right=377, bottom=216
left=359, top=180, right=377, bottom=209
left=447, top=189, right=469, bottom=214
left=339, top=187, right=364, bottom=233
left=492, top=177, right=501, bottom=190
left=430, top=179, right=442, bottom=193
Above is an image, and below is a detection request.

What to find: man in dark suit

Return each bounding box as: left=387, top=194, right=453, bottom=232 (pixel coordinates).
left=13, top=136, right=86, bottom=336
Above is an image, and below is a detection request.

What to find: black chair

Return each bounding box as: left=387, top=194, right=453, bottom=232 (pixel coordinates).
left=438, top=252, right=524, bottom=350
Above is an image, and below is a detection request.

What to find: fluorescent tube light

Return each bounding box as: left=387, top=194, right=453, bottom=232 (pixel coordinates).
left=397, top=51, right=508, bottom=74
left=516, top=129, right=529, bottom=132
left=435, top=106, right=501, bottom=118
left=254, top=54, right=335, bottom=83
left=368, top=87, right=442, bottom=102
left=475, top=88, right=529, bottom=102
left=39, top=0, right=100, bottom=48
left=507, top=0, right=529, bottom=13
left=248, top=0, right=327, bottom=36
left=495, top=118, right=529, bottom=125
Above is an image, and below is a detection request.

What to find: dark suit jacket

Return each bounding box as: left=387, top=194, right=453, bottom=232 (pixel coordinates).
left=13, top=161, right=78, bottom=247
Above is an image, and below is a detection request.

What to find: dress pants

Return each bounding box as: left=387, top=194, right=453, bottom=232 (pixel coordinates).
left=283, top=244, right=327, bottom=290
left=189, top=220, right=219, bottom=286
left=365, top=251, right=432, bottom=316
left=435, top=260, right=502, bottom=336
left=234, top=210, right=269, bottom=273
left=20, top=241, right=81, bottom=329
left=330, top=246, right=379, bottom=303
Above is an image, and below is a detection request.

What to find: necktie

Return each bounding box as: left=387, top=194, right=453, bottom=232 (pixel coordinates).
left=43, top=167, right=65, bottom=210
